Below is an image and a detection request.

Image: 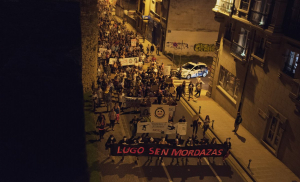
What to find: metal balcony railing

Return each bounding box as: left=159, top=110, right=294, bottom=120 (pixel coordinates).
left=240, top=0, right=250, bottom=11
left=219, top=0, right=233, bottom=13
left=250, top=10, right=268, bottom=26
left=231, top=42, right=247, bottom=60
left=283, top=62, right=296, bottom=78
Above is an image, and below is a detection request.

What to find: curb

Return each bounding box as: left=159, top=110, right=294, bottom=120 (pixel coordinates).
left=181, top=96, right=257, bottom=182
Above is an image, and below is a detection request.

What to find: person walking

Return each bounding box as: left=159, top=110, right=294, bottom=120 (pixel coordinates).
left=156, top=44, right=160, bottom=55
left=194, top=81, right=203, bottom=98
left=109, top=108, right=117, bottom=131
left=119, top=136, right=128, bottom=162
left=233, top=112, right=242, bottom=133
left=150, top=44, right=154, bottom=55
left=188, top=81, right=194, bottom=101
left=176, top=84, right=182, bottom=101
left=192, top=116, right=201, bottom=135
left=203, top=115, right=210, bottom=136
left=210, top=138, right=217, bottom=162
left=182, top=81, right=186, bottom=97
left=146, top=44, right=150, bottom=55
left=130, top=115, right=139, bottom=138
left=114, top=103, right=120, bottom=124
left=105, top=135, right=116, bottom=162
left=185, top=137, right=194, bottom=162
left=147, top=137, right=156, bottom=162
left=97, top=113, right=106, bottom=141
left=158, top=137, right=168, bottom=162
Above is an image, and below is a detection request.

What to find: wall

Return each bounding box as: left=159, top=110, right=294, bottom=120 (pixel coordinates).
left=81, top=0, right=98, bottom=93
left=165, top=0, right=219, bottom=56
left=241, top=37, right=300, bottom=177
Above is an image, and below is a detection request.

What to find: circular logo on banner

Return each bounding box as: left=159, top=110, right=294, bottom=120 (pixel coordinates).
left=155, top=107, right=165, bottom=119
left=129, top=59, right=133, bottom=63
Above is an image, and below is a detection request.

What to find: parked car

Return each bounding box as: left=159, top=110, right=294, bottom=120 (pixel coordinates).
left=177, top=62, right=209, bottom=79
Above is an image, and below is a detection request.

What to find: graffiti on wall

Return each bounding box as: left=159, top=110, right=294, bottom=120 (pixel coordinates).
left=166, top=42, right=189, bottom=49
left=194, top=43, right=216, bottom=52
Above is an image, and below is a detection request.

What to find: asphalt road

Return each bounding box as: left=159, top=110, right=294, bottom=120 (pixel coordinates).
left=173, top=72, right=211, bottom=90
left=97, top=98, right=245, bottom=182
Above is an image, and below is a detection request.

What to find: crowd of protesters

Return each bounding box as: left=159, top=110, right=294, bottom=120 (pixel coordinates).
left=93, top=1, right=231, bottom=165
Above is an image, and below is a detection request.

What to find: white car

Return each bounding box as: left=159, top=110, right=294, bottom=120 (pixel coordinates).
left=178, top=62, right=209, bottom=79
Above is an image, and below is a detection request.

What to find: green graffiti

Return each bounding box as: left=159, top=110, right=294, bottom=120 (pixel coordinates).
left=194, top=43, right=216, bottom=52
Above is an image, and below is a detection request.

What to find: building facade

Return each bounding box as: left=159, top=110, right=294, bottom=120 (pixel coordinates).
left=211, top=0, right=300, bottom=177
left=164, top=0, right=219, bottom=57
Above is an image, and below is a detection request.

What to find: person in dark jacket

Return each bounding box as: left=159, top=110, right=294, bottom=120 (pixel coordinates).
left=176, top=85, right=182, bottom=101
left=105, top=135, right=116, bottom=162
left=119, top=136, right=129, bottom=162
left=233, top=112, right=242, bottom=133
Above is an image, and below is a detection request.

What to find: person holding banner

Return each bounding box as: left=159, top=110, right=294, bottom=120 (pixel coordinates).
left=147, top=137, right=156, bottom=162
left=171, top=138, right=182, bottom=164
left=105, top=135, right=116, bottom=162
left=158, top=137, right=168, bottom=162
left=185, top=137, right=194, bottom=162
left=119, top=136, right=129, bottom=162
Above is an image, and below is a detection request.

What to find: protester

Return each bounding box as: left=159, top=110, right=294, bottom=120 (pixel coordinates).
left=109, top=108, right=117, bottom=131
left=176, top=84, right=182, bottom=101
left=147, top=137, right=156, bottom=162
left=158, top=137, right=168, bottom=162
left=105, top=135, right=116, bottom=162
left=96, top=113, right=106, bottom=141
left=150, top=44, right=154, bottom=54
left=114, top=103, right=120, bottom=124
left=130, top=115, right=139, bottom=138
left=188, top=81, right=194, bottom=101
left=233, top=112, right=242, bottom=133
left=192, top=116, right=201, bottom=135
left=203, top=115, right=210, bottom=136
left=119, top=136, right=128, bottom=162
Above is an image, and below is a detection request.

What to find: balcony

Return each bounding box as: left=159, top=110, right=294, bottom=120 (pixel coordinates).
left=283, top=63, right=296, bottom=78
left=231, top=42, right=246, bottom=60
left=240, top=0, right=250, bottom=11
left=250, top=10, right=268, bottom=26
left=214, top=0, right=233, bottom=14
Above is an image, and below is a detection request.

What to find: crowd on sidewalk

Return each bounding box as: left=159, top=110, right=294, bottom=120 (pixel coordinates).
left=93, top=0, right=233, bottom=166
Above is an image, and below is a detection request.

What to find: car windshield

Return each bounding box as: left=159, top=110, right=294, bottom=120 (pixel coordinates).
left=182, top=63, right=194, bottom=70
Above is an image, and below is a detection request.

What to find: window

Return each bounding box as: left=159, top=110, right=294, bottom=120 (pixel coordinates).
left=219, top=0, right=234, bottom=13
left=253, top=35, right=266, bottom=59
left=240, top=0, right=250, bottom=11
left=218, top=66, right=240, bottom=100
left=231, top=27, right=249, bottom=60
left=250, top=0, right=271, bottom=26
left=283, top=50, right=299, bottom=77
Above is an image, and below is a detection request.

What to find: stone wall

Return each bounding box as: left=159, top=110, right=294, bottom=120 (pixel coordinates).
left=81, top=0, right=98, bottom=93
left=165, top=0, right=219, bottom=56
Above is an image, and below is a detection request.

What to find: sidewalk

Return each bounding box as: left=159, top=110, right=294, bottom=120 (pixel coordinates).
left=184, top=95, right=300, bottom=182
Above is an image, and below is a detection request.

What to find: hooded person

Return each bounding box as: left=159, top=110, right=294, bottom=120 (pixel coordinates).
left=105, top=135, right=116, bottom=162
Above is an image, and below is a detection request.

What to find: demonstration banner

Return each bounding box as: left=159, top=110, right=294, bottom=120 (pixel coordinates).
left=109, top=58, right=117, bottom=65
left=177, top=122, right=187, bottom=135
left=111, top=144, right=228, bottom=157
left=137, top=122, right=176, bottom=134
left=99, top=48, right=107, bottom=54
left=124, top=97, right=142, bottom=108
left=119, top=57, right=139, bottom=66
left=150, top=105, right=169, bottom=122
left=131, top=39, right=137, bottom=47
left=163, top=66, right=171, bottom=75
